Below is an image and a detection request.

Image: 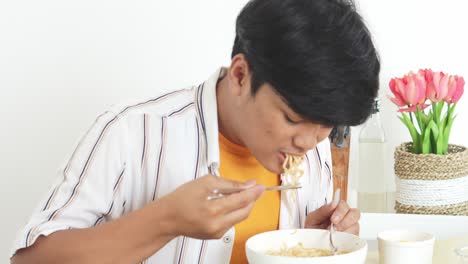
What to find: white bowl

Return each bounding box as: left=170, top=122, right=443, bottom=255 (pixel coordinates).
left=245, top=229, right=368, bottom=264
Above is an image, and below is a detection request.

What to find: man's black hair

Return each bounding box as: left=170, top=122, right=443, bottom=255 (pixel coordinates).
left=232, top=0, right=380, bottom=126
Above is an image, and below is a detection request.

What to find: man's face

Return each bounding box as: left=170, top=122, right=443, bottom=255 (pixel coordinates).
left=235, top=82, right=333, bottom=174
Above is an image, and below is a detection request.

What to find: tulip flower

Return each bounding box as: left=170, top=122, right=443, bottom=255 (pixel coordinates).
left=451, top=76, right=465, bottom=103
left=388, top=71, right=426, bottom=108
left=388, top=69, right=464, bottom=155
left=442, top=76, right=457, bottom=103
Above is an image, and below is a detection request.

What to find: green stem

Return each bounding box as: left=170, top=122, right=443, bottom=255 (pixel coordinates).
left=409, top=108, right=414, bottom=124
left=426, top=120, right=438, bottom=154
left=437, top=123, right=444, bottom=154
left=437, top=101, right=444, bottom=122
left=416, top=106, right=425, bottom=135
left=443, top=103, right=457, bottom=154
left=400, top=113, right=421, bottom=154
left=432, top=103, right=438, bottom=123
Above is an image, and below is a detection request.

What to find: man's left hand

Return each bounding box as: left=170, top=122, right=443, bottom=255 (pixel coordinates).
left=304, top=200, right=360, bottom=235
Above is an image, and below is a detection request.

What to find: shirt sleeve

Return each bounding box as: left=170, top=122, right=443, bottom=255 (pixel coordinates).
left=11, top=110, right=129, bottom=258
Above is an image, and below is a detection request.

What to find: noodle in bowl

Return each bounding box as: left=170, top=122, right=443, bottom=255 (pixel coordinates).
left=245, top=229, right=368, bottom=264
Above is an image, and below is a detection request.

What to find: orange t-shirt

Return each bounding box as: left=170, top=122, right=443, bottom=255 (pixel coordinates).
left=218, top=133, right=281, bottom=264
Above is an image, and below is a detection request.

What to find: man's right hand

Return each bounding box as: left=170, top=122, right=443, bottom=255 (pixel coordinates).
left=161, top=174, right=265, bottom=239
left=11, top=175, right=264, bottom=264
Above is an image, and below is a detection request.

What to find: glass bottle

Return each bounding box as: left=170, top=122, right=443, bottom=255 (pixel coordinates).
left=357, top=98, right=392, bottom=213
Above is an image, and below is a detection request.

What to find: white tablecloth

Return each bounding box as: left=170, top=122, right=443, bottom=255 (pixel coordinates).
left=360, top=213, right=468, bottom=264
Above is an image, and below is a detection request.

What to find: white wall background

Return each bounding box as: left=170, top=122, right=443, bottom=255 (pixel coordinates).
left=348, top=0, right=468, bottom=207
left=1, top=0, right=467, bottom=261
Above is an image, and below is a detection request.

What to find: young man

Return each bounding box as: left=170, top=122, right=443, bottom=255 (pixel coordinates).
left=11, top=0, right=379, bottom=263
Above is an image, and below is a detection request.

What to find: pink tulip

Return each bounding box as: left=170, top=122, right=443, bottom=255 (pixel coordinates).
left=411, top=72, right=427, bottom=105
left=443, top=75, right=458, bottom=103
left=451, top=76, right=465, bottom=103
left=425, top=70, right=454, bottom=103
left=388, top=71, right=427, bottom=107
left=423, top=69, right=438, bottom=102
left=388, top=79, right=406, bottom=106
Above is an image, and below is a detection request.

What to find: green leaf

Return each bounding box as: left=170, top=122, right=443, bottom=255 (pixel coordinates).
left=401, top=113, right=421, bottom=154
left=437, top=123, right=444, bottom=155
left=432, top=103, right=438, bottom=123
left=428, top=121, right=438, bottom=138
left=440, top=103, right=457, bottom=154
left=426, top=112, right=436, bottom=150
left=422, top=126, right=432, bottom=154
left=448, top=103, right=457, bottom=121
left=425, top=120, right=439, bottom=154
left=416, top=106, right=426, bottom=136
left=427, top=112, right=433, bottom=122
left=439, top=102, right=450, bottom=129
left=443, top=114, right=457, bottom=154
left=437, top=101, right=444, bottom=122
left=421, top=111, right=432, bottom=126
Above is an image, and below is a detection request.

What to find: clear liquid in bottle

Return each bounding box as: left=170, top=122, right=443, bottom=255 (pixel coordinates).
left=357, top=99, right=394, bottom=213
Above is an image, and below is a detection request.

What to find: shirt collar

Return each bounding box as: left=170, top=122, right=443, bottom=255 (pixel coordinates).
left=196, top=67, right=227, bottom=174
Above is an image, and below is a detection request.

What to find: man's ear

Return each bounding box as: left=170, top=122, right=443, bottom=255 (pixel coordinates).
left=228, top=54, right=252, bottom=96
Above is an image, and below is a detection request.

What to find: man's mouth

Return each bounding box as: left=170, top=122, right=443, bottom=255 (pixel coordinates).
left=278, top=152, right=286, bottom=163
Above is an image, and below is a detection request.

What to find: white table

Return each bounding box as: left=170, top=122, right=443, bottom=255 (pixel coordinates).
left=365, top=251, right=379, bottom=264
left=360, top=213, right=468, bottom=263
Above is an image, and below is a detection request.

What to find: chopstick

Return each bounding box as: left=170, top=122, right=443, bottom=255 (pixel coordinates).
left=207, top=185, right=302, bottom=200
left=265, top=185, right=302, bottom=191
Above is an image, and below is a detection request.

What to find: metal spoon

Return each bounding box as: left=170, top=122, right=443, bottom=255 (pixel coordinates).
left=330, top=188, right=341, bottom=255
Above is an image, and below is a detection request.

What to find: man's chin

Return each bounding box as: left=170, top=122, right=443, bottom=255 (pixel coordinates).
left=264, top=163, right=283, bottom=175
left=256, top=156, right=283, bottom=174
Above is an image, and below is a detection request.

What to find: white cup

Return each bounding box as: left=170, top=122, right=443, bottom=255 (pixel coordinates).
left=377, top=229, right=435, bottom=264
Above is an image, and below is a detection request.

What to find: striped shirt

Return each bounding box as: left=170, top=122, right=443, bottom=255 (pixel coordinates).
left=11, top=68, right=333, bottom=263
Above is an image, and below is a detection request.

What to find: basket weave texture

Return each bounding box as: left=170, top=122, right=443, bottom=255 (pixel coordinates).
left=394, top=143, right=468, bottom=215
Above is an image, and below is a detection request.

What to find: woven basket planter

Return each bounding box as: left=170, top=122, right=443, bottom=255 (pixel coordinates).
left=394, top=142, right=468, bottom=215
